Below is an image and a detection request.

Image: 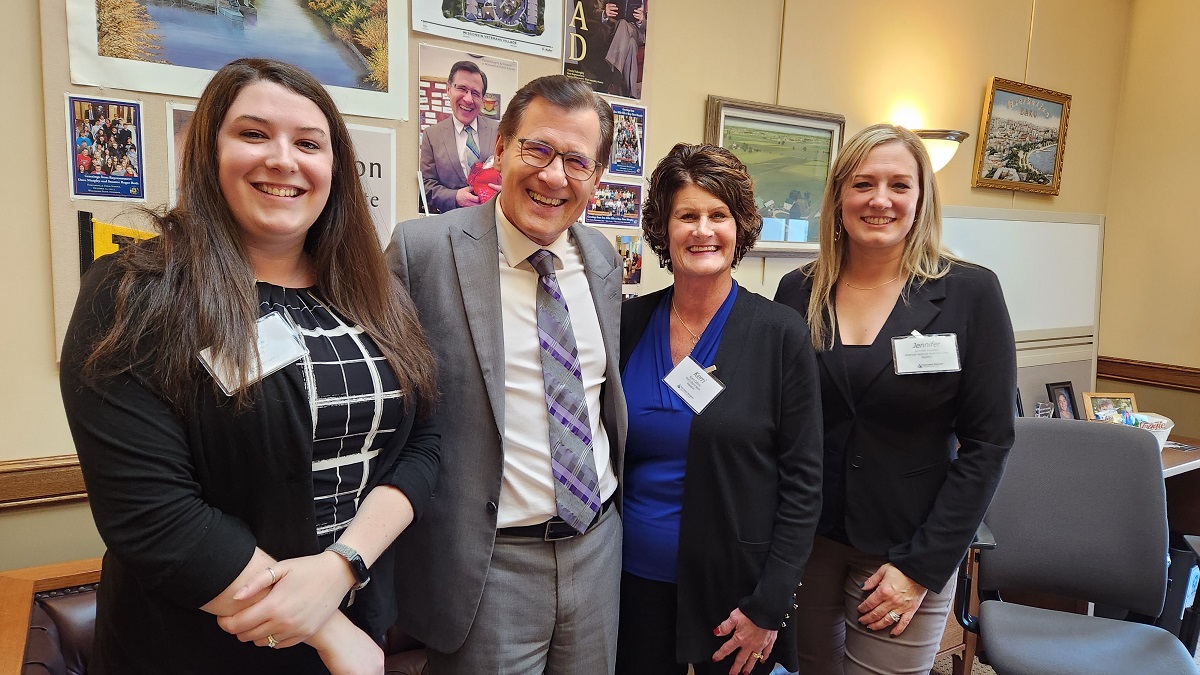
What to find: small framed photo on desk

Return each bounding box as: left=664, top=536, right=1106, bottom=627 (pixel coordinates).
left=1082, top=392, right=1138, bottom=422
left=1046, top=381, right=1080, bottom=419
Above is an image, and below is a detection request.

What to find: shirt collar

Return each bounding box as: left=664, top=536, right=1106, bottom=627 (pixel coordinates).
left=452, top=116, right=475, bottom=136
left=495, top=200, right=573, bottom=271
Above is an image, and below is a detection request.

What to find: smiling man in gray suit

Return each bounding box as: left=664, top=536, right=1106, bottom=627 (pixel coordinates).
left=387, top=75, right=626, bottom=674
left=420, top=61, right=500, bottom=213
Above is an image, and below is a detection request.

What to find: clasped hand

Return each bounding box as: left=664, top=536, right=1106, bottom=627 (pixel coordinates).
left=217, top=551, right=355, bottom=648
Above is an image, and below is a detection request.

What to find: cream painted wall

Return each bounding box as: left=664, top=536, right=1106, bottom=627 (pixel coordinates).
left=1094, top=0, right=1200, bottom=435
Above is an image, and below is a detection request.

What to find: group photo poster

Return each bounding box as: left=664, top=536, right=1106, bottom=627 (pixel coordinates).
left=584, top=180, right=642, bottom=228
left=68, top=95, right=146, bottom=201
left=417, top=44, right=518, bottom=215
left=166, top=105, right=396, bottom=244
left=69, top=0, right=407, bottom=120
left=605, top=99, right=646, bottom=177
left=411, top=0, right=562, bottom=58
left=564, top=0, right=647, bottom=100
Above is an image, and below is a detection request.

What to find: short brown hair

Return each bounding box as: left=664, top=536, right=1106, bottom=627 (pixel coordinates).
left=641, top=143, right=763, bottom=272
left=498, top=75, right=614, bottom=167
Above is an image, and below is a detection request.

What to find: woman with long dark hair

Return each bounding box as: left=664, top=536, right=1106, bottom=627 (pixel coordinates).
left=60, top=58, right=439, bottom=674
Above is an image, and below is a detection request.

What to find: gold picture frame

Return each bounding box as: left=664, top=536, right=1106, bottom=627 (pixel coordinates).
left=971, top=77, right=1072, bottom=195
left=1082, top=392, right=1139, bottom=422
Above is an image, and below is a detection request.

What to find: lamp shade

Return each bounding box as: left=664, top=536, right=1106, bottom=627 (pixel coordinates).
left=914, top=129, right=969, bottom=172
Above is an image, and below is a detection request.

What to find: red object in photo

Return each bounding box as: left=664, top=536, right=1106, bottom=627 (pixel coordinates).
left=468, top=156, right=502, bottom=203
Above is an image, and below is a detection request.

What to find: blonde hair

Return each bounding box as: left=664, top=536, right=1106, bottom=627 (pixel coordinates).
left=806, top=124, right=954, bottom=351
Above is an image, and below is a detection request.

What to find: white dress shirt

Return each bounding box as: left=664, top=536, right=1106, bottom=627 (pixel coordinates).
left=493, top=201, right=618, bottom=528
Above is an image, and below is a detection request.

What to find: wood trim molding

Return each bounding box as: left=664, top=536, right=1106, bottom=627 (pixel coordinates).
left=1097, top=356, right=1200, bottom=394
left=0, top=455, right=86, bottom=511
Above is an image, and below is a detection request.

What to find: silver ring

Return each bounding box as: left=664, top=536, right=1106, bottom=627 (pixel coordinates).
left=267, top=634, right=279, bottom=649
left=887, top=610, right=902, bottom=623
left=266, top=567, right=277, bottom=584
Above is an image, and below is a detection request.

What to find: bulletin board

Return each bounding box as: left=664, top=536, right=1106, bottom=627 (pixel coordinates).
left=38, top=0, right=580, bottom=350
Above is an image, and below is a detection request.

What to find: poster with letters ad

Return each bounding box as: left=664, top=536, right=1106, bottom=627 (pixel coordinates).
left=564, top=0, right=647, bottom=100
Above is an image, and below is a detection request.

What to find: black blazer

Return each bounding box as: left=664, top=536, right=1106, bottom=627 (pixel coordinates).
left=620, top=287, right=823, bottom=670
left=774, top=261, right=1016, bottom=592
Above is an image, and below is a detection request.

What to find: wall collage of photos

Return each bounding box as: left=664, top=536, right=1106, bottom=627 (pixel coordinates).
left=43, top=0, right=653, bottom=344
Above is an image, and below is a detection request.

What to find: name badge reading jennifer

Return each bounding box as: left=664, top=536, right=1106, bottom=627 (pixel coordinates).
left=892, top=330, right=961, bottom=375
left=663, top=356, right=725, bottom=414
left=198, top=311, right=308, bottom=396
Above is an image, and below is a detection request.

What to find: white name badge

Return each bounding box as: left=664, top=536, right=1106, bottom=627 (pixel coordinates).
left=891, top=330, right=961, bottom=375
left=663, top=355, right=725, bottom=414
left=198, top=311, right=309, bottom=396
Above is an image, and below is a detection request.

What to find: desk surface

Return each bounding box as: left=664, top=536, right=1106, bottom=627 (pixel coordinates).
left=1162, top=435, right=1200, bottom=478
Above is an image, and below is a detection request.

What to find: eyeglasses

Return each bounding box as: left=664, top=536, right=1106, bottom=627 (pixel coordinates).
left=516, top=138, right=601, bottom=181
left=451, top=83, right=483, bottom=100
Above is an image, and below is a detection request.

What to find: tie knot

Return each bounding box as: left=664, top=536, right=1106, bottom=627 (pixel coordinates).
left=528, top=249, right=557, bottom=276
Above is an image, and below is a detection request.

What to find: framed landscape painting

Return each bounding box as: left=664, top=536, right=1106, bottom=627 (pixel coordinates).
left=704, top=96, right=844, bottom=251
left=972, top=77, right=1072, bottom=195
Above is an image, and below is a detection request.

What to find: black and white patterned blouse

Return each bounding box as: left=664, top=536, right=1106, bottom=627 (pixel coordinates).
left=259, top=284, right=402, bottom=548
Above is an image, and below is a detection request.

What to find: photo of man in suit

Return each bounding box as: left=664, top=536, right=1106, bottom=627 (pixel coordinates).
left=420, top=60, right=501, bottom=213
left=388, top=75, right=626, bottom=673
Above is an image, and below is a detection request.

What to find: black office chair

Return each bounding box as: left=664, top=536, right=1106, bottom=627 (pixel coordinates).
left=956, top=417, right=1200, bottom=674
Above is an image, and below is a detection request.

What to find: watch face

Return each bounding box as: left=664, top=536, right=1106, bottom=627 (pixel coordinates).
left=348, top=555, right=370, bottom=590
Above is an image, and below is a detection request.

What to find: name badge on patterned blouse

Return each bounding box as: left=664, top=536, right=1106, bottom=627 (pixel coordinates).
left=198, top=311, right=309, bottom=396
left=663, top=356, right=725, bottom=414
left=892, top=330, right=961, bottom=375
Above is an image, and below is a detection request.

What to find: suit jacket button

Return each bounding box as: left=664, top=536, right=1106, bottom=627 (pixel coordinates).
left=850, top=455, right=864, bottom=468
left=486, top=501, right=498, bottom=514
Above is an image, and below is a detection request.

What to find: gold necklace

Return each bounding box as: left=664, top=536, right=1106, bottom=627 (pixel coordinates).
left=841, top=273, right=901, bottom=291
left=671, top=299, right=703, bottom=347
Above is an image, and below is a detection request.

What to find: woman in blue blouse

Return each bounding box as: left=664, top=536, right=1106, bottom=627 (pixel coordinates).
left=615, top=143, right=823, bottom=675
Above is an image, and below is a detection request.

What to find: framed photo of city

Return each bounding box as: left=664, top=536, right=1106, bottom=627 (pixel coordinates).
left=972, top=77, right=1072, bottom=195
left=704, top=96, right=845, bottom=252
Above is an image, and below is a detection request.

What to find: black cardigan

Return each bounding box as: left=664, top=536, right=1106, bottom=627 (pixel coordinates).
left=774, top=261, right=1016, bottom=592
left=59, top=254, right=439, bottom=675
left=620, top=287, right=823, bottom=670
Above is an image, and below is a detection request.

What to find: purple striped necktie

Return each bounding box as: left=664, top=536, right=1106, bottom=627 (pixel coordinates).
left=528, top=249, right=601, bottom=533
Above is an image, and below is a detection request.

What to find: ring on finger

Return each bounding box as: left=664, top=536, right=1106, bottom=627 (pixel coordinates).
left=887, top=610, right=902, bottom=623
left=267, top=634, right=279, bottom=649
left=751, top=651, right=763, bottom=661
left=266, top=567, right=277, bottom=584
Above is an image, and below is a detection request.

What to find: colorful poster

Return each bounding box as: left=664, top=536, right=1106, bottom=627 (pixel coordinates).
left=614, top=234, right=642, bottom=286
left=564, top=0, right=647, bottom=100
left=412, top=0, right=561, bottom=58
left=67, top=0, right=407, bottom=120
left=68, top=95, right=146, bottom=201
left=584, top=180, right=641, bottom=228
left=417, top=44, right=518, bottom=214
left=606, top=100, right=645, bottom=176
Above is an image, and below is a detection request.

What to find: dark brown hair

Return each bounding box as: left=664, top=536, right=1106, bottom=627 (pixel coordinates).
left=641, top=143, right=763, bottom=272
left=498, top=75, right=615, bottom=167
left=85, top=58, right=437, bottom=416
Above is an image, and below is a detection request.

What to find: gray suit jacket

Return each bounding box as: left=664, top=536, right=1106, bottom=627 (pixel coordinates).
left=419, top=116, right=499, bottom=214
left=385, top=201, right=627, bottom=652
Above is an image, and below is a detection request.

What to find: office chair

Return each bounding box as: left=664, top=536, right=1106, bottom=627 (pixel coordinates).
left=956, top=417, right=1199, bottom=675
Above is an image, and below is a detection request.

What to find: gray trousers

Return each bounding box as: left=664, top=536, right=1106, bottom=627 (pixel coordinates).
left=427, top=506, right=622, bottom=675
left=793, top=535, right=954, bottom=675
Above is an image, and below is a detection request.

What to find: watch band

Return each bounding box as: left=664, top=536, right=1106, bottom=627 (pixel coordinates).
left=326, top=542, right=371, bottom=591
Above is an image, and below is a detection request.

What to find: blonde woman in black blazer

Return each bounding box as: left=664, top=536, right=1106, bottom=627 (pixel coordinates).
left=774, top=124, right=1016, bottom=674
